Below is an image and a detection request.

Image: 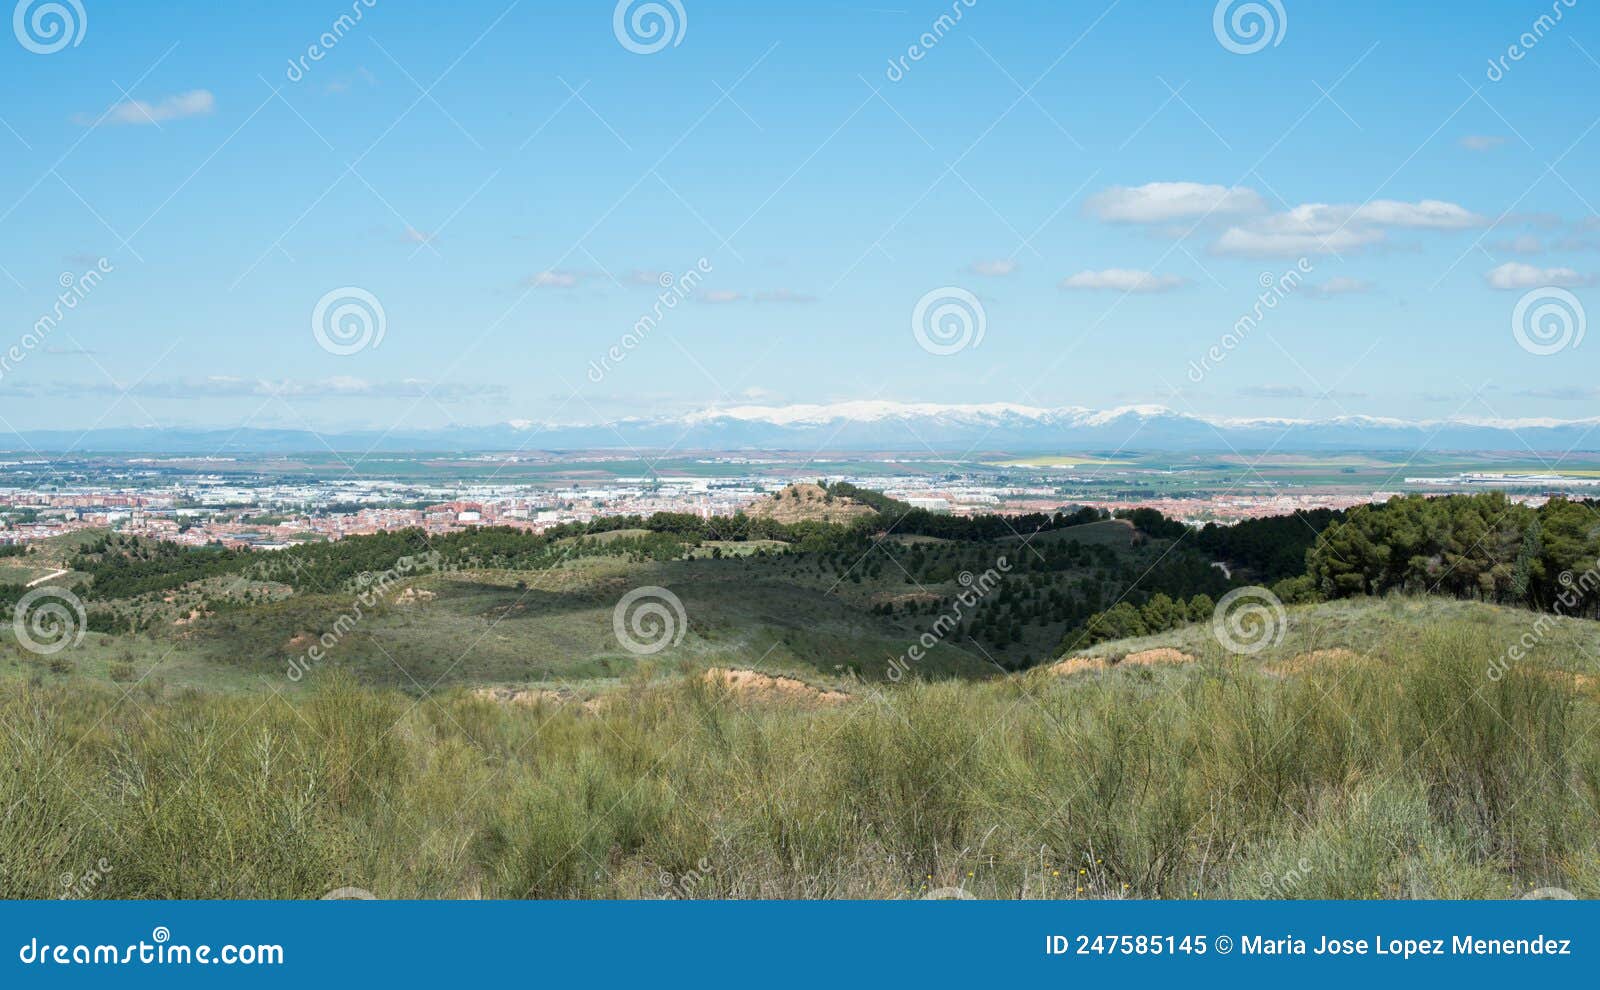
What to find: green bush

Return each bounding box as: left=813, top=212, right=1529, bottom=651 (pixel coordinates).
left=1, top=619, right=1594, bottom=900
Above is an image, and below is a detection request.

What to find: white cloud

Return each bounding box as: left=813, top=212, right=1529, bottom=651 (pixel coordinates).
left=1213, top=227, right=1384, bottom=258
left=78, top=90, right=215, bottom=127
left=687, top=288, right=814, bottom=304
left=1213, top=199, right=1486, bottom=257
left=1490, top=234, right=1544, bottom=255
left=1351, top=200, right=1485, bottom=230
left=1059, top=269, right=1187, bottom=293
left=1459, top=135, right=1506, bottom=152
left=1239, top=384, right=1367, bottom=400
left=23, top=376, right=505, bottom=401
left=526, top=270, right=584, bottom=289
left=1239, top=384, right=1309, bottom=399
left=970, top=259, right=1019, bottom=277
left=1085, top=182, right=1266, bottom=224
left=752, top=289, right=817, bottom=304
left=1519, top=386, right=1600, bottom=400
left=1484, top=262, right=1592, bottom=290
left=1501, top=211, right=1564, bottom=229
left=1306, top=277, right=1374, bottom=297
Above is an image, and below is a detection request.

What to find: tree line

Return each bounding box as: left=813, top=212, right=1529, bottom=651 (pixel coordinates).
left=1057, top=493, right=1600, bottom=655
left=1307, top=493, right=1600, bottom=615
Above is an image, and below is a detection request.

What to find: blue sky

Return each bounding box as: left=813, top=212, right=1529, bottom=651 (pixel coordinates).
left=0, top=0, right=1596, bottom=433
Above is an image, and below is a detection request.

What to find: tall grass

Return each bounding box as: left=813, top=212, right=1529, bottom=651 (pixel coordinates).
left=2, top=622, right=1595, bottom=900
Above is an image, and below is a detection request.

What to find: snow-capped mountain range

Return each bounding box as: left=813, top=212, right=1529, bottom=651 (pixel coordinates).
left=8, top=402, right=1600, bottom=453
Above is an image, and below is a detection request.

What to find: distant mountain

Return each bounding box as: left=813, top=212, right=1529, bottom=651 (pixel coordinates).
left=5, top=402, right=1599, bottom=454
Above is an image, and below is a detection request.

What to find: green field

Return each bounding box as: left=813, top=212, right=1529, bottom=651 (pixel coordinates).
left=13, top=449, right=1600, bottom=499
left=4, top=490, right=1599, bottom=900
left=4, top=596, right=1597, bottom=899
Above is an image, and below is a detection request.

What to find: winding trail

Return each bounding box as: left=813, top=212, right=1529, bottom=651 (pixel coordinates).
left=25, top=568, right=70, bottom=588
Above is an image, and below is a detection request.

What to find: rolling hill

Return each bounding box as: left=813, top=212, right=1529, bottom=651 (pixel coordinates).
left=4, top=493, right=1600, bottom=901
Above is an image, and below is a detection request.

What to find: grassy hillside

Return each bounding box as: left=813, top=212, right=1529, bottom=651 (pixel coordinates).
left=3, top=597, right=1596, bottom=900
left=2, top=510, right=1205, bottom=694
left=745, top=482, right=879, bottom=524
left=1063, top=594, right=1600, bottom=682
left=6, top=497, right=1599, bottom=901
